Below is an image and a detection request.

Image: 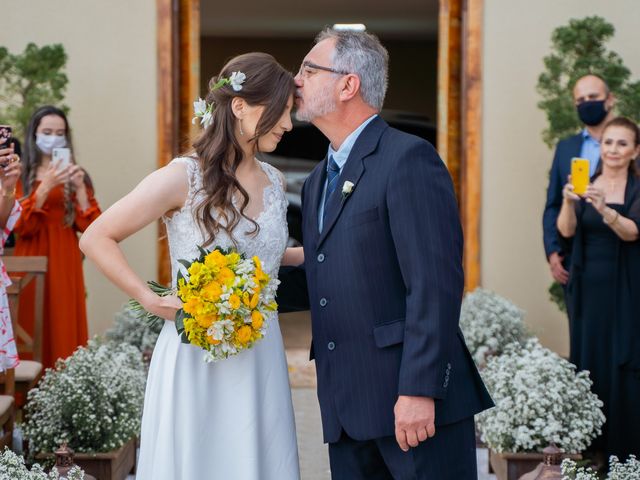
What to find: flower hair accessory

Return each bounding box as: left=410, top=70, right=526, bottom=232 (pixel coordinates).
left=192, top=71, right=247, bottom=128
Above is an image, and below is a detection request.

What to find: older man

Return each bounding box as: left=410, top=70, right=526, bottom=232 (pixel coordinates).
left=543, top=74, right=616, bottom=292
left=291, top=28, right=493, bottom=479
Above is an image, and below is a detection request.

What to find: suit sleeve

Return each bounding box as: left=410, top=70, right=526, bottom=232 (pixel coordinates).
left=386, top=141, right=463, bottom=399
left=543, top=144, right=565, bottom=259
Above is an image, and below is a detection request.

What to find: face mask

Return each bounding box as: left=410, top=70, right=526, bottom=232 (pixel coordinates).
left=35, top=133, right=67, bottom=155
left=576, top=100, right=609, bottom=127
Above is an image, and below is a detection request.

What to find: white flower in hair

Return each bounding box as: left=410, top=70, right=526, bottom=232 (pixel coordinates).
left=229, top=71, right=247, bottom=91
left=192, top=97, right=213, bottom=128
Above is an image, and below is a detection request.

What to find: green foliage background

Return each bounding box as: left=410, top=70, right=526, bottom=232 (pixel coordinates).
left=0, top=43, right=68, bottom=140
left=537, top=16, right=640, bottom=148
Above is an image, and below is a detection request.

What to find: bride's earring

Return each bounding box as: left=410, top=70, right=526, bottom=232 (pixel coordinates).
left=239, top=119, right=244, bottom=136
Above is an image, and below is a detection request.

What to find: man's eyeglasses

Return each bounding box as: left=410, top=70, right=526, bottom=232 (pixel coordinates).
left=298, top=61, right=350, bottom=79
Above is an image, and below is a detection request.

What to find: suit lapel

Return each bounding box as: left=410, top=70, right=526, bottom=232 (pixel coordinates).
left=317, top=116, right=387, bottom=248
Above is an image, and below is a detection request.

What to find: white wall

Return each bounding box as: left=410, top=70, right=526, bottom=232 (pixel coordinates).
left=5, top=0, right=158, bottom=336
left=482, top=0, right=640, bottom=355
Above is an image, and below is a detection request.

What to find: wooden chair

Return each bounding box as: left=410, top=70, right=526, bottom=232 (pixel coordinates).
left=0, top=367, right=15, bottom=449
left=4, top=256, right=47, bottom=409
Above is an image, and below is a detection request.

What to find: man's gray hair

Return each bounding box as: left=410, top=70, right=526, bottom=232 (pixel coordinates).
left=316, top=28, right=389, bottom=111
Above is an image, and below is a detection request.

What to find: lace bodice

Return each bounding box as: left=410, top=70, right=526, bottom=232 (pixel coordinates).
left=163, top=157, right=289, bottom=286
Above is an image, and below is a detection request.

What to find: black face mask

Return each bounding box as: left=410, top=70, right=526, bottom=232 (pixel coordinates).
left=576, top=100, right=609, bottom=126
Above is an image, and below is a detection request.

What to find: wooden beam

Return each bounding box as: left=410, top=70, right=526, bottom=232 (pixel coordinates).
left=437, top=0, right=462, bottom=200
left=461, top=0, right=483, bottom=290
left=156, top=0, right=200, bottom=285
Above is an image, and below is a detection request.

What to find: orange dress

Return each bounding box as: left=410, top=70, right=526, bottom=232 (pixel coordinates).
left=14, top=180, right=101, bottom=368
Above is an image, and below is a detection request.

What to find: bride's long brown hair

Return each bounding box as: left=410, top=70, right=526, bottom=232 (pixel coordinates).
left=192, top=52, right=295, bottom=246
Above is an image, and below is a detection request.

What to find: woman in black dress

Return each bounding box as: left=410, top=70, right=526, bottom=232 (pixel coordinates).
left=558, top=116, right=640, bottom=462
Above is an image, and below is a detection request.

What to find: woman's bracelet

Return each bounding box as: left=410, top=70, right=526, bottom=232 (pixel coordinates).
left=1, top=187, right=16, bottom=199
left=603, top=209, right=620, bottom=226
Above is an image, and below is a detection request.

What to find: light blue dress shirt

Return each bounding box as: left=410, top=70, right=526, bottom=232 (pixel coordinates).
left=318, top=114, right=377, bottom=231
left=580, top=128, right=601, bottom=178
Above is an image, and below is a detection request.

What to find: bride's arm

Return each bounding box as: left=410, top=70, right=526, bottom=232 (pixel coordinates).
left=282, top=247, right=304, bottom=266
left=79, top=162, right=189, bottom=319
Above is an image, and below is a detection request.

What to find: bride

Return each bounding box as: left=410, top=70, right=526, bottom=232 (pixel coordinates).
left=80, top=52, right=303, bottom=479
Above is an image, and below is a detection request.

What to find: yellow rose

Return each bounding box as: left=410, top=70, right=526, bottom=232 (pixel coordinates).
left=227, top=252, right=241, bottom=266
left=218, top=267, right=235, bottom=288
left=202, top=281, right=222, bottom=302
left=242, top=291, right=251, bottom=306
left=188, top=262, right=203, bottom=278
left=236, top=325, right=252, bottom=345
left=205, top=250, right=227, bottom=270
left=183, top=297, right=202, bottom=316
left=196, top=312, right=217, bottom=329
left=251, top=310, right=263, bottom=330
left=228, top=293, right=241, bottom=310
left=252, top=256, right=262, bottom=271
left=250, top=292, right=260, bottom=309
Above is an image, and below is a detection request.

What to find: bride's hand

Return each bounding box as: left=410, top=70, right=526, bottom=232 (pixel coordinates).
left=143, top=293, right=183, bottom=321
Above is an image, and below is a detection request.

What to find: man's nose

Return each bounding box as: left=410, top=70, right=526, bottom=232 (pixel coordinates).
left=294, top=75, right=303, bottom=87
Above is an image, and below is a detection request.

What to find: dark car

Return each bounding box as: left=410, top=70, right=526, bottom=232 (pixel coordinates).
left=262, top=110, right=436, bottom=245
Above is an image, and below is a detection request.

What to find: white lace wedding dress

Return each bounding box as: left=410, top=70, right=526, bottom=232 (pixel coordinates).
left=136, top=157, right=300, bottom=479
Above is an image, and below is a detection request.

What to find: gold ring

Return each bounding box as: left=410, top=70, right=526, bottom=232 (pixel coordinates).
left=12, top=154, right=20, bottom=164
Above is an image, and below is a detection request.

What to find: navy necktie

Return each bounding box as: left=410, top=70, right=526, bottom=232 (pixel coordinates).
left=323, top=156, right=341, bottom=222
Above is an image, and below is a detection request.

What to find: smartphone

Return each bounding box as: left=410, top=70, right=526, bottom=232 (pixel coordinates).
left=571, top=157, right=590, bottom=196
left=52, top=147, right=71, bottom=170
left=0, top=125, right=11, bottom=149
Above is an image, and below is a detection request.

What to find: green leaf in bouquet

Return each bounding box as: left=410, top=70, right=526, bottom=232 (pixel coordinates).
left=177, top=259, right=192, bottom=271
left=128, top=281, right=173, bottom=327
left=175, top=308, right=186, bottom=334
left=197, top=245, right=210, bottom=261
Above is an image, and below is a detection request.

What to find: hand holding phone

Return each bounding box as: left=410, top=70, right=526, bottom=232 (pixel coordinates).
left=0, top=126, right=11, bottom=150
left=570, top=158, right=590, bottom=196
left=52, top=148, right=71, bottom=171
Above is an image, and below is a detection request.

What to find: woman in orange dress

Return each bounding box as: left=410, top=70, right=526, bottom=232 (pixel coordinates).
left=14, top=106, right=101, bottom=368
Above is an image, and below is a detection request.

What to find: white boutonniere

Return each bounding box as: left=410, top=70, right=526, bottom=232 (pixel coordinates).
left=341, top=181, right=354, bottom=200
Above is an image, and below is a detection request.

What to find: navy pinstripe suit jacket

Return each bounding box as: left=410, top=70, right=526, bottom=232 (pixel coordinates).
left=296, top=116, right=493, bottom=443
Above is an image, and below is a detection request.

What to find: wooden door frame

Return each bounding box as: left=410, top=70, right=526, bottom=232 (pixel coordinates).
left=156, top=0, right=200, bottom=284
left=438, top=0, right=483, bottom=291
left=157, top=0, right=483, bottom=289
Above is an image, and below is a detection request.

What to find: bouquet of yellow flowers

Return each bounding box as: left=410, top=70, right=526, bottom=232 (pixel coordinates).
left=129, top=246, right=278, bottom=362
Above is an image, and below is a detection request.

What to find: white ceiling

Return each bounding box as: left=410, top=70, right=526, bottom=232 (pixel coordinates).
left=200, top=0, right=439, bottom=38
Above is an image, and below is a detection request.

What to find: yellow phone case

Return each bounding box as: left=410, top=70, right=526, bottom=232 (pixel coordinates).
left=571, top=158, right=590, bottom=195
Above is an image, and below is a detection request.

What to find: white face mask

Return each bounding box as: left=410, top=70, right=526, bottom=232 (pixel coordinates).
left=36, top=134, right=67, bottom=155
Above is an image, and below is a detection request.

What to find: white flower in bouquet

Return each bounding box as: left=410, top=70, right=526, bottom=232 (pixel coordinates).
left=24, top=339, right=146, bottom=456
left=459, top=288, right=531, bottom=368
left=476, top=339, right=605, bottom=454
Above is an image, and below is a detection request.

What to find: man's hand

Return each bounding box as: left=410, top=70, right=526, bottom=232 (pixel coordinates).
left=548, top=252, right=569, bottom=284
left=394, top=395, right=435, bottom=452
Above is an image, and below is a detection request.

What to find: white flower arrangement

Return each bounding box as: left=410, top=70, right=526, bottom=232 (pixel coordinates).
left=0, top=448, right=84, bottom=480
left=24, top=339, right=146, bottom=455
left=459, top=288, right=531, bottom=368
left=561, top=455, right=640, bottom=479
left=476, top=339, right=605, bottom=454
left=192, top=71, right=247, bottom=128
left=105, top=304, right=163, bottom=354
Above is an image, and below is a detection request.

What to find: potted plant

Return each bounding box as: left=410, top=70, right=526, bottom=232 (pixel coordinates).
left=105, top=304, right=163, bottom=364
left=561, top=455, right=640, bottom=479
left=0, top=447, right=85, bottom=479
left=476, top=339, right=605, bottom=480
left=24, top=339, right=146, bottom=480
left=459, top=288, right=531, bottom=369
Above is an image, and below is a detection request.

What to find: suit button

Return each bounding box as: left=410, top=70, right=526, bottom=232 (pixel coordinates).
left=328, top=341, right=335, bottom=351
left=317, top=253, right=325, bottom=262
left=320, top=298, right=327, bottom=307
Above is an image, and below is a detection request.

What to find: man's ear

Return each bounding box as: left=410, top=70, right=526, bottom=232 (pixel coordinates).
left=607, top=92, right=617, bottom=110
left=231, top=97, right=246, bottom=119
left=338, top=74, right=361, bottom=102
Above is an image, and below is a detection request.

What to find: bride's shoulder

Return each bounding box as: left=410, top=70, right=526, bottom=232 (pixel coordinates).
left=259, top=161, right=286, bottom=191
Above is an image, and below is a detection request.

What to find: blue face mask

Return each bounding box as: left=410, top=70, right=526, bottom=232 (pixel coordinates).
left=36, top=134, right=67, bottom=155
